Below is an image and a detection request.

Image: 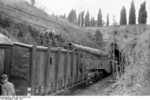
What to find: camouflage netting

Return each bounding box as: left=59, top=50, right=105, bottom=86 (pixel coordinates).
left=106, top=29, right=150, bottom=95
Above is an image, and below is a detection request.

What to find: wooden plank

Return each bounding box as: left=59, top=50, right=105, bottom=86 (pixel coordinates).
left=71, top=50, right=75, bottom=85
left=80, top=51, right=84, bottom=81
left=4, top=48, right=11, bottom=79
left=66, top=53, right=71, bottom=87
left=44, top=42, right=52, bottom=95
left=0, top=44, right=12, bottom=48
left=64, top=49, right=69, bottom=89
left=54, top=49, right=60, bottom=92
left=14, top=42, right=32, bottom=48
left=75, top=53, right=78, bottom=84
left=76, top=50, right=80, bottom=83
left=9, top=46, right=14, bottom=82
left=78, top=51, right=82, bottom=82
left=30, top=45, right=37, bottom=95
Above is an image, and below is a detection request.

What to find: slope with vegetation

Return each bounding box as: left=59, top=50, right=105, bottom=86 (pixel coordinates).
left=88, top=24, right=150, bottom=95
left=0, top=0, right=105, bottom=94
left=0, top=0, right=99, bottom=48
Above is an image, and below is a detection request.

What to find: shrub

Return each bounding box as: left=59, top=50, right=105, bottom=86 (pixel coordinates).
left=94, top=30, right=103, bottom=41
left=0, top=15, right=11, bottom=28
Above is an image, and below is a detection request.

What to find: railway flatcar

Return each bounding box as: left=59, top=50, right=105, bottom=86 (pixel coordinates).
left=0, top=33, right=114, bottom=96
left=69, top=43, right=112, bottom=82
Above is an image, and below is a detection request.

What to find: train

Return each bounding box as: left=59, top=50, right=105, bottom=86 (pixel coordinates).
left=0, top=33, right=113, bottom=96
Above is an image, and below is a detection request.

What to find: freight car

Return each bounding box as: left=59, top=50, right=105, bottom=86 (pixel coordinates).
left=0, top=33, right=113, bottom=96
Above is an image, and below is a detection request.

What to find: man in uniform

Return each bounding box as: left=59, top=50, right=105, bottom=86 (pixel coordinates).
left=1, top=74, right=15, bottom=96
left=40, top=30, right=61, bottom=47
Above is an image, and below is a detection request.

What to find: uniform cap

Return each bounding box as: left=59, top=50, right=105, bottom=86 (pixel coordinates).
left=1, top=74, right=8, bottom=80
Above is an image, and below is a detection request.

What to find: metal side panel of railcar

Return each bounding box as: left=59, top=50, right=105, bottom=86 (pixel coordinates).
left=57, top=51, right=66, bottom=90
left=34, top=49, right=47, bottom=95
left=10, top=45, right=31, bottom=95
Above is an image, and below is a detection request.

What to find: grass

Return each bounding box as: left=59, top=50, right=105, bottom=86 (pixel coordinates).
left=104, top=26, right=150, bottom=95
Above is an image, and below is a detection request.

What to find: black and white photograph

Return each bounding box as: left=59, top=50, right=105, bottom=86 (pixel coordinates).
left=0, top=0, right=150, bottom=99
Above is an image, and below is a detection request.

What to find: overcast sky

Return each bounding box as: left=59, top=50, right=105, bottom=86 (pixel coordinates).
left=34, top=0, right=150, bottom=25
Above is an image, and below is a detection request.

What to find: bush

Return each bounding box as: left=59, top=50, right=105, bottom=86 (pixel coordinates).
left=0, top=15, right=11, bottom=28
left=27, top=25, right=40, bottom=40
left=114, top=30, right=118, bottom=35
left=94, top=30, right=103, bottom=41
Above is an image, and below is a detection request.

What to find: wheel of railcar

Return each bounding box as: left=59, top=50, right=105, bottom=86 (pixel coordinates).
left=101, top=71, right=104, bottom=78
left=99, top=71, right=103, bottom=79
left=91, top=77, right=94, bottom=83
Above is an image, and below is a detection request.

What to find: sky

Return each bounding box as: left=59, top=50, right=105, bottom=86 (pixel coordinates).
left=32, top=0, right=150, bottom=25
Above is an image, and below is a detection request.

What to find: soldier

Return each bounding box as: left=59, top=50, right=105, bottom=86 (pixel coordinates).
left=109, top=43, right=121, bottom=65
left=40, top=30, right=61, bottom=47
left=1, top=74, right=15, bottom=96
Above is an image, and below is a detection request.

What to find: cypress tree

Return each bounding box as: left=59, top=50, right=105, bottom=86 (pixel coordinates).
left=120, top=6, right=127, bottom=25
left=77, top=13, right=81, bottom=26
left=106, top=14, right=109, bottom=26
left=67, top=9, right=77, bottom=24
left=84, top=11, right=90, bottom=27
left=129, top=0, right=136, bottom=24
left=81, top=11, right=85, bottom=27
left=138, top=1, right=147, bottom=24
left=97, top=8, right=102, bottom=27
left=90, top=17, right=96, bottom=27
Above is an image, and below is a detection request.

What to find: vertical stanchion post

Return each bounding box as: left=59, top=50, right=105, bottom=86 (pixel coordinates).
left=81, top=51, right=84, bottom=82
left=30, top=45, right=36, bottom=95
left=119, top=50, right=122, bottom=76
left=70, top=50, right=74, bottom=86
left=54, top=48, right=60, bottom=93
left=8, top=46, right=14, bottom=81
left=116, top=61, right=119, bottom=79
left=44, top=42, right=52, bottom=95
left=9, top=46, right=14, bottom=82
left=64, top=48, right=69, bottom=89
left=76, top=51, right=79, bottom=83
left=112, top=42, right=115, bottom=78
left=77, top=50, right=81, bottom=83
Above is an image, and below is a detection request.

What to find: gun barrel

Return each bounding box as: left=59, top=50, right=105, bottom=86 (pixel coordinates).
left=70, top=43, right=108, bottom=56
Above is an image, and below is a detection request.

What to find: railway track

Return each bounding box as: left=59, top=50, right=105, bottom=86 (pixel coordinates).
left=57, top=73, right=113, bottom=96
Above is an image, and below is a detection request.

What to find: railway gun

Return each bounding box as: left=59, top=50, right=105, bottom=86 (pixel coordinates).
left=0, top=32, right=119, bottom=96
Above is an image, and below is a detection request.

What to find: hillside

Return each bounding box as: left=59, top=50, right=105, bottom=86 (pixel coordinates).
left=0, top=0, right=99, bottom=48
left=87, top=25, right=150, bottom=95
left=87, top=25, right=150, bottom=50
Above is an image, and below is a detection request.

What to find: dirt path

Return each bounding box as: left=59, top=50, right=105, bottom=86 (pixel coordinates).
left=58, top=75, right=115, bottom=96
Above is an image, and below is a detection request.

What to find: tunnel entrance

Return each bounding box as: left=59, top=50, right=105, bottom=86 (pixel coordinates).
left=110, top=42, right=124, bottom=78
